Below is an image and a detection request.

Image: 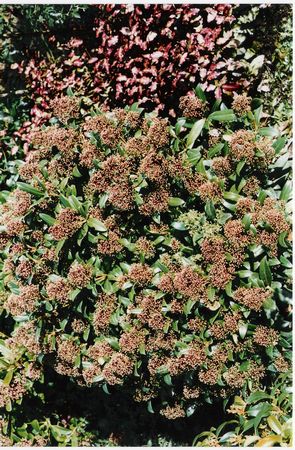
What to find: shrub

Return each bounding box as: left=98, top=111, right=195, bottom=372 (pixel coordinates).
left=193, top=372, right=292, bottom=447
left=0, top=413, right=101, bottom=447
left=231, top=4, right=292, bottom=130
left=13, top=5, right=240, bottom=116
left=0, top=89, right=291, bottom=423
left=4, top=3, right=242, bottom=149
left=1, top=4, right=292, bottom=191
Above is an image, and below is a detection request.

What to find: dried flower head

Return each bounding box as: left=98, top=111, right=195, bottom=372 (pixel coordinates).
left=253, top=326, right=279, bottom=347
left=46, top=278, right=71, bottom=305
left=16, top=260, right=33, bottom=279
left=9, top=189, right=32, bottom=216
left=57, top=340, right=79, bottom=364
left=102, top=353, right=134, bottom=385
left=124, top=136, right=150, bottom=158
left=146, top=118, right=169, bottom=149
left=179, top=93, right=206, bottom=118
left=174, top=266, right=206, bottom=298
left=232, top=94, right=251, bottom=116
left=160, top=404, right=186, bottom=420
left=230, top=130, right=256, bottom=162
left=68, top=262, right=92, bottom=288
left=129, top=263, right=153, bottom=286
left=0, top=96, right=289, bottom=418
left=234, top=287, right=271, bottom=311
left=93, top=294, right=116, bottom=333
left=135, top=236, right=155, bottom=259
left=139, top=187, right=170, bottom=216
left=49, top=208, right=83, bottom=240
left=50, top=95, right=80, bottom=122
left=79, top=138, right=101, bottom=168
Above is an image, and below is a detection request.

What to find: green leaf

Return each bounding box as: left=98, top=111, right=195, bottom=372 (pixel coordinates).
left=267, top=416, right=282, bottom=435
left=248, top=391, right=271, bottom=404
left=68, top=195, right=83, bottom=213
left=225, top=282, right=232, bottom=297
left=168, top=197, right=185, bottom=207
left=30, top=420, right=40, bottom=432
left=175, top=118, right=186, bottom=135
left=222, top=200, right=236, bottom=212
left=59, top=195, right=71, bottom=207
left=273, top=136, right=287, bottom=154
left=280, top=255, right=292, bottom=269
left=164, top=374, right=172, bottom=386
left=66, top=87, right=74, bottom=97
left=71, top=434, right=79, bottom=447
left=258, top=127, right=280, bottom=137
left=211, top=99, right=222, bottom=112
left=223, top=192, right=240, bottom=202
left=187, top=147, right=201, bottom=166
left=99, top=193, right=108, bottom=209
left=171, top=221, right=187, bottom=231
left=186, top=404, right=197, bottom=417
left=195, top=158, right=207, bottom=176
left=278, top=232, right=289, bottom=248
left=247, top=401, right=272, bottom=419
left=186, top=118, right=206, bottom=148
left=205, top=200, right=216, bottom=219
left=249, top=54, right=264, bottom=74
left=256, top=436, right=282, bottom=447
left=87, top=218, right=107, bottom=232
left=72, top=166, right=82, bottom=177
left=184, top=298, right=195, bottom=315
left=259, top=257, right=272, bottom=286
left=279, top=181, right=292, bottom=202
left=102, top=383, right=111, bottom=395
left=74, top=353, right=81, bottom=368
left=56, top=238, right=66, bottom=253
left=39, top=213, right=55, bottom=226
left=208, top=110, right=236, bottom=122
left=242, top=213, right=251, bottom=231
left=5, top=399, right=12, bottom=412
left=254, top=105, right=263, bottom=126
left=238, top=270, right=253, bottom=278
left=194, top=84, right=207, bottom=102
left=247, top=391, right=271, bottom=404
left=238, top=323, right=248, bottom=339
left=3, top=369, right=14, bottom=385
left=236, top=160, right=246, bottom=176
left=263, top=296, right=276, bottom=313
left=147, top=400, right=155, bottom=414
left=208, top=142, right=224, bottom=158
left=17, top=182, right=43, bottom=197
left=0, top=343, right=14, bottom=360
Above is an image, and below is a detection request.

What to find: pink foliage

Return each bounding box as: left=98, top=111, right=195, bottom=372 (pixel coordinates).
left=12, top=4, right=244, bottom=145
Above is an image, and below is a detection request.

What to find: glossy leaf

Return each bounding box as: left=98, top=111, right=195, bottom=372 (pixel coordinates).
left=186, top=118, right=206, bottom=148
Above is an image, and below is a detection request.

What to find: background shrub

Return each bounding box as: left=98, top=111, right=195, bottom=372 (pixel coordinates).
left=10, top=4, right=240, bottom=116
left=231, top=4, right=292, bottom=131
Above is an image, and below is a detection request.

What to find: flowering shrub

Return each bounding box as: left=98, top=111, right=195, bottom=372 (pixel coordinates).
left=0, top=89, right=291, bottom=424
